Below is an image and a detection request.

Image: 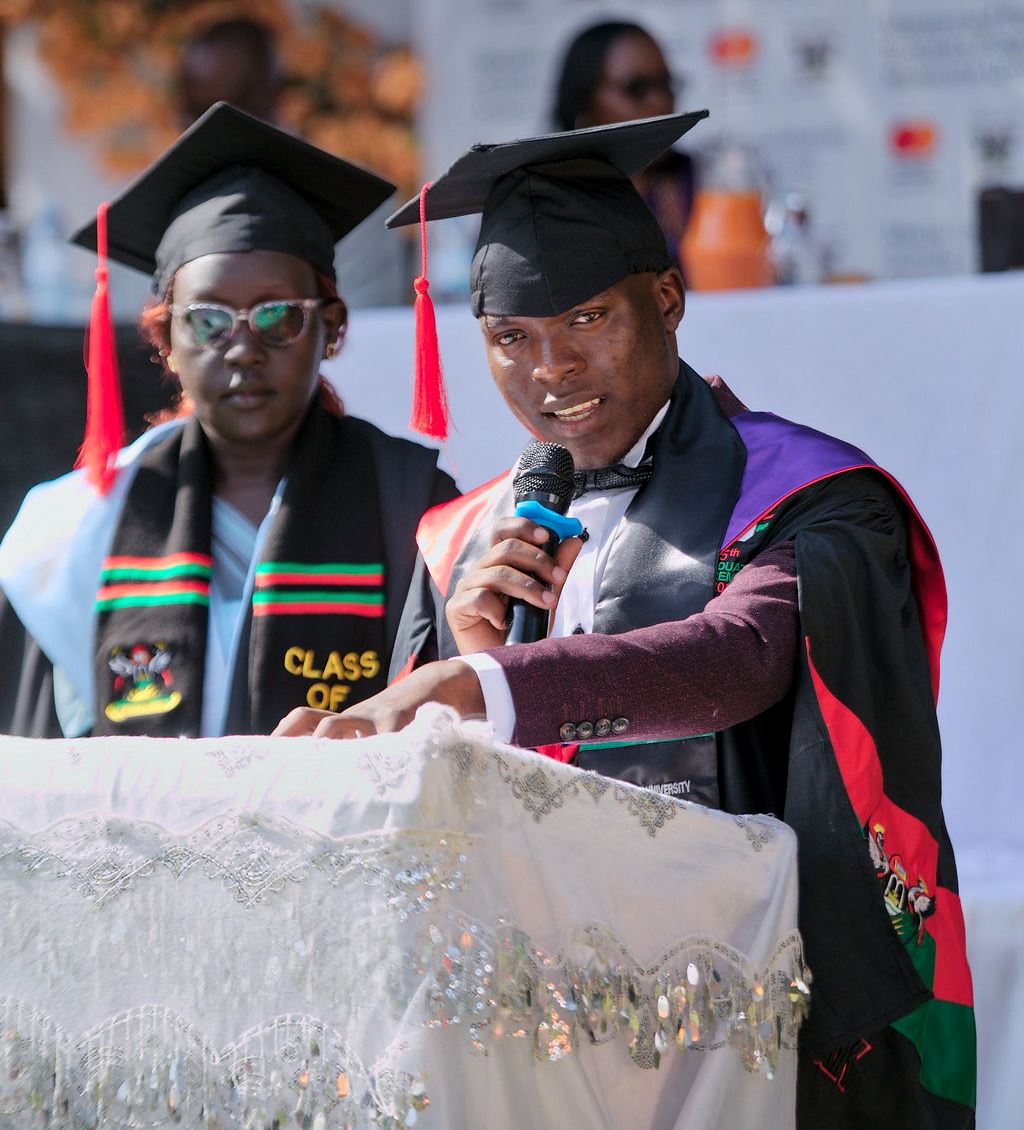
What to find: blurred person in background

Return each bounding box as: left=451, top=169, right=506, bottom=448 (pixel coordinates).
left=0, top=103, right=455, bottom=739
left=176, top=16, right=405, bottom=308
left=177, top=17, right=283, bottom=126
left=553, top=20, right=695, bottom=271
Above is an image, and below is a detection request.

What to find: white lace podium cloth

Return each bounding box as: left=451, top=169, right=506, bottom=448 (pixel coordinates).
left=0, top=708, right=808, bottom=1130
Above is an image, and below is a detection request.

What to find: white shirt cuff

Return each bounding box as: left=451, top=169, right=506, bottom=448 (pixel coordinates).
left=452, top=654, right=516, bottom=743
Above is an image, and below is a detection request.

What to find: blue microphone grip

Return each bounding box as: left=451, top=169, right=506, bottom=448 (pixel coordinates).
left=505, top=502, right=583, bottom=645
left=513, top=499, right=584, bottom=539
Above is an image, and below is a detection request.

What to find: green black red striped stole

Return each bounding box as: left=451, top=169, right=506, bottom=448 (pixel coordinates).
left=252, top=561, right=385, bottom=618
left=95, top=553, right=212, bottom=612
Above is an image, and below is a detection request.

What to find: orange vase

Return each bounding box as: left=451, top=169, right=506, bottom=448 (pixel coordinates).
left=680, top=189, right=773, bottom=291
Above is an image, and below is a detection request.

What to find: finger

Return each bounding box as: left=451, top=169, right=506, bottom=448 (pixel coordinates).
left=479, top=536, right=564, bottom=573
left=491, top=516, right=552, bottom=547
left=464, top=540, right=568, bottom=589
left=448, top=587, right=511, bottom=632
left=459, top=563, right=558, bottom=610
left=553, top=536, right=584, bottom=585
left=537, top=538, right=584, bottom=618
left=272, top=707, right=332, bottom=736
left=311, top=713, right=378, bottom=740
left=364, top=711, right=405, bottom=734
left=338, top=701, right=411, bottom=735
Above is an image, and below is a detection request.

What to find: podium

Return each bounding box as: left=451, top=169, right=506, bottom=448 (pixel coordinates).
left=0, top=709, right=808, bottom=1129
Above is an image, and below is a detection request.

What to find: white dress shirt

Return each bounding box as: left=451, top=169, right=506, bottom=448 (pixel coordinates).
left=459, top=403, right=670, bottom=741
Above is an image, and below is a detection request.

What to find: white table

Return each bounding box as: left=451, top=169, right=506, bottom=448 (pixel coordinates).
left=0, top=709, right=806, bottom=1129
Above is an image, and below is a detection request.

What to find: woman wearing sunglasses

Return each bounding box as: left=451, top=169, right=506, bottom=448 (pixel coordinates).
left=0, top=103, right=456, bottom=739
left=553, top=21, right=695, bottom=272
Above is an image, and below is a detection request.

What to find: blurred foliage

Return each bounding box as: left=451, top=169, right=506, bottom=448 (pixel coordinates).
left=0, top=0, right=421, bottom=192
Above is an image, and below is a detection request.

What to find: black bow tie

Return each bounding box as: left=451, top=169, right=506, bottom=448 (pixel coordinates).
left=573, top=460, right=654, bottom=498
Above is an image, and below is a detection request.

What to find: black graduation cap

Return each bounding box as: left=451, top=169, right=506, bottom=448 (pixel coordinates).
left=68, top=102, right=396, bottom=496
left=71, top=101, right=396, bottom=294
left=387, top=110, right=708, bottom=317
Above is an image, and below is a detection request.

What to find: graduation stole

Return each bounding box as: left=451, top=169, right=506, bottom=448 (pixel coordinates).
left=92, top=403, right=388, bottom=736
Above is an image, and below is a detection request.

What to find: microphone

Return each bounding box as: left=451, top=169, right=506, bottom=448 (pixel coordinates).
left=506, top=440, right=580, bottom=645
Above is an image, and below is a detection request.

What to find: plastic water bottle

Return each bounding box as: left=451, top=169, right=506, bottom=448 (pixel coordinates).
left=22, top=199, right=75, bottom=323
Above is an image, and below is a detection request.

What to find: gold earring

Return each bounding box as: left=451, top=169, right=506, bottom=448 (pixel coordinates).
left=325, top=342, right=338, bottom=360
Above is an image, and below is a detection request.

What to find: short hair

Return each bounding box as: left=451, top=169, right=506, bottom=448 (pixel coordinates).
left=552, top=21, right=658, bottom=132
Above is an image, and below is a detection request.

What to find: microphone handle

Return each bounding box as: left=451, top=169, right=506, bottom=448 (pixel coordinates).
left=506, top=527, right=560, bottom=645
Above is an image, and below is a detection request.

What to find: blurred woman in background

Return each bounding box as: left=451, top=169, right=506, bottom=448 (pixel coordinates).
left=553, top=20, right=696, bottom=270
left=0, top=103, right=455, bottom=738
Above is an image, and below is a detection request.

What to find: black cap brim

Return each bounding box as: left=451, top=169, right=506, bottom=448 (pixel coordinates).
left=385, top=110, right=708, bottom=228
left=71, top=101, right=396, bottom=277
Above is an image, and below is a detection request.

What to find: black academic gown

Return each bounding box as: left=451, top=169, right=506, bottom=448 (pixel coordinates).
left=0, top=403, right=456, bottom=738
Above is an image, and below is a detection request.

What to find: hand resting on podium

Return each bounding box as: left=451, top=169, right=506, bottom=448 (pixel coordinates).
left=273, top=516, right=581, bottom=738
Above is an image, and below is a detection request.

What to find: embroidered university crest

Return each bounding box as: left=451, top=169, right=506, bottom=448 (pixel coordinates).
left=868, top=822, right=936, bottom=944
left=104, top=642, right=182, bottom=723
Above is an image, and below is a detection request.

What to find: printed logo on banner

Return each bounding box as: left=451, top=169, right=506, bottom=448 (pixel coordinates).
left=885, top=120, right=942, bottom=206
left=793, top=34, right=835, bottom=80
left=708, top=29, right=758, bottom=68
left=888, top=121, right=938, bottom=161
left=974, top=125, right=1014, bottom=169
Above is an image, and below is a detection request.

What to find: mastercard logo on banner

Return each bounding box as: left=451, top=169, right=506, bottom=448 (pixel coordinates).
left=709, top=29, right=758, bottom=67
left=889, top=121, right=939, bottom=159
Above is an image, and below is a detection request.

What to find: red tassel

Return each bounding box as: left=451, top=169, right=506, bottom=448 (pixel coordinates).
left=409, top=182, right=449, bottom=441
left=75, top=201, right=125, bottom=494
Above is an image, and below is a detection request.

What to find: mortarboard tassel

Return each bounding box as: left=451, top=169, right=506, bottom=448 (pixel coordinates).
left=75, top=201, right=125, bottom=494
left=409, top=182, right=449, bottom=441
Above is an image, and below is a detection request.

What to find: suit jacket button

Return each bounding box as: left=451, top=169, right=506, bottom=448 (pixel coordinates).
left=559, top=722, right=577, bottom=742
left=595, top=718, right=612, bottom=737
left=611, top=716, right=629, bottom=735
left=576, top=721, right=594, bottom=740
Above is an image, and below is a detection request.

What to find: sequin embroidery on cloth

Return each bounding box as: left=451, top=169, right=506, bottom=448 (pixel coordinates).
left=0, top=814, right=468, bottom=911
left=411, top=915, right=811, bottom=1076
left=203, top=741, right=271, bottom=777
left=612, top=783, right=679, bottom=838
left=0, top=1000, right=429, bottom=1130
left=491, top=752, right=611, bottom=822
left=734, top=815, right=776, bottom=851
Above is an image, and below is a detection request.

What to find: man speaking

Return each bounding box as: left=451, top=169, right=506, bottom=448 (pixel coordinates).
left=276, top=112, right=975, bottom=1129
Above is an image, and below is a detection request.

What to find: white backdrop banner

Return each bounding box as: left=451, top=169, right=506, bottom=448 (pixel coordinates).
left=413, top=0, right=1024, bottom=284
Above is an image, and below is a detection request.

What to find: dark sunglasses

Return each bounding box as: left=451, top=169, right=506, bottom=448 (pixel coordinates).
left=170, top=298, right=323, bottom=349
left=605, top=73, right=680, bottom=102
